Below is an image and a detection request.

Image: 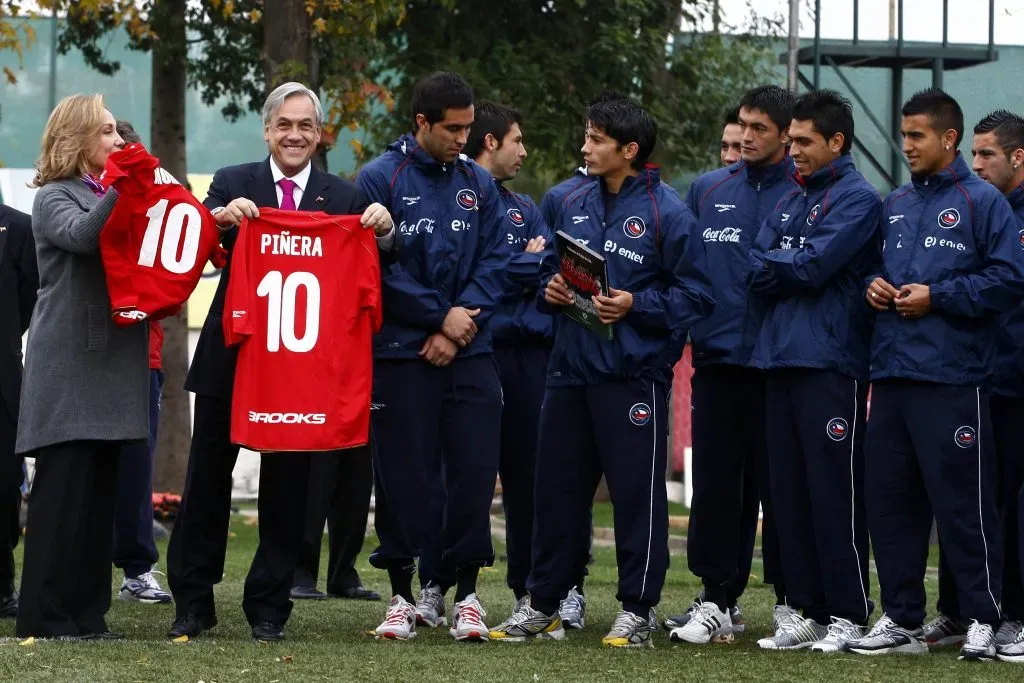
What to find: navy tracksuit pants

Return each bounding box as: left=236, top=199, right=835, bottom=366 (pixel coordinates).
left=935, top=393, right=1023, bottom=622
left=687, top=364, right=784, bottom=608
left=528, top=377, right=669, bottom=614
left=113, top=368, right=163, bottom=579
left=369, top=356, right=502, bottom=575
left=866, top=380, right=1002, bottom=628
left=766, top=369, right=871, bottom=626
left=417, top=345, right=592, bottom=596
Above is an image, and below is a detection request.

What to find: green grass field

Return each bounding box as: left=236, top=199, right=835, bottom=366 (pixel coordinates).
left=0, top=514, right=1005, bottom=682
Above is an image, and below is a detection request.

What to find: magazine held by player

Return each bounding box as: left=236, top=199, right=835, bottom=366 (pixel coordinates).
left=554, top=230, right=614, bottom=341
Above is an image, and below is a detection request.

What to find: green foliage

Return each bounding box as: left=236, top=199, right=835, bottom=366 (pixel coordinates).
left=364, top=0, right=782, bottom=182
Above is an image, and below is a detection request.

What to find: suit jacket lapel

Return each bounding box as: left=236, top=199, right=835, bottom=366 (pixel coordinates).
left=246, top=158, right=280, bottom=210
left=299, top=166, right=330, bottom=212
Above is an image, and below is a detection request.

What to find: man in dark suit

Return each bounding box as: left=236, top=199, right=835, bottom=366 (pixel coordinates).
left=166, top=82, right=394, bottom=642
left=0, top=203, right=38, bottom=617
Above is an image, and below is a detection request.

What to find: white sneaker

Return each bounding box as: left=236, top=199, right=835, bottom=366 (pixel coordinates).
left=415, top=584, right=447, bottom=628
left=559, top=586, right=586, bottom=629
left=450, top=593, right=489, bottom=641
left=118, top=571, right=173, bottom=604
left=959, top=620, right=996, bottom=661
left=810, top=617, right=866, bottom=653
left=772, top=604, right=800, bottom=632
left=847, top=614, right=928, bottom=655
left=602, top=610, right=654, bottom=648
left=997, top=620, right=1023, bottom=647
left=757, top=615, right=828, bottom=650
left=374, top=595, right=417, bottom=640
left=921, top=613, right=968, bottom=646
left=996, top=623, right=1024, bottom=662
left=669, top=601, right=733, bottom=644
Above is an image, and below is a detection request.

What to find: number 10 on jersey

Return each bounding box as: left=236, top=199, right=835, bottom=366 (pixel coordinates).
left=257, top=270, right=321, bottom=353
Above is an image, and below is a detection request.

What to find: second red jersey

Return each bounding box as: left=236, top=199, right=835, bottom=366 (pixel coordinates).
left=224, top=208, right=382, bottom=452
left=100, top=143, right=225, bottom=326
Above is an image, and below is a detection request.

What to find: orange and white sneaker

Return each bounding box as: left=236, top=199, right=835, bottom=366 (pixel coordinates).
left=374, top=595, right=417, bottom=640
left=450, top=593, right=489, bottom=642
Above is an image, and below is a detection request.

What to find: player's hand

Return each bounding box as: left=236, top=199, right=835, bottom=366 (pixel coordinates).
left=544, top=273, right=574, bottom=306
left=866, top=277, right=900, bottom=311
left=360, top=202, right=394, bottom=237
left=441, top=307, right=480, bottom=347
left=216, top=197, right=260, bottom=227
left=419, top=333, right=458, bottom=367
left=894, top=283, right=931, bottom=319
left=593, top=288, right=634, bottom=324
left=524, top=236, right=546, bottom=253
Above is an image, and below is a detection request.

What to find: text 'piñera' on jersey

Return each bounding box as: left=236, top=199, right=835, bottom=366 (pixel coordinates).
left=100, top=143, right=225, bottom=325
left=224, top=208, right=382, bottom=452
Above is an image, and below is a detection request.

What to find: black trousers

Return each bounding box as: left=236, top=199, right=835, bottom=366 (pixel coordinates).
left=0, top=409, right=22, bottom=596
left=16, top=441, right=119, bottom=638
left=686, top=364, right=777, bottom=607
left=292, top=445, right=373, bottom=593
left=167, top=394, right=323, bottom=627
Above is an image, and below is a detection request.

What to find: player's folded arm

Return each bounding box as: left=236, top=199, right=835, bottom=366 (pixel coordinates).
left=762, top=189, right=882, bottom=294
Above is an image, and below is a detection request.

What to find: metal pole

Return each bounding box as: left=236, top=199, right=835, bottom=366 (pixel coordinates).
left=787, top=0, right=800, bottom=92
left=933, top=0, right=947, bottom=89
left=813, top=0, right=821, bottom=89
left=898, top=0, right=904, bottom=55
left=892, top=67, right=904, bottom=185
left=989, top=0, right=996, bottom=60
left=48, top=11, right=58, bottom=112
left=853, top=0, right=859, bottom=44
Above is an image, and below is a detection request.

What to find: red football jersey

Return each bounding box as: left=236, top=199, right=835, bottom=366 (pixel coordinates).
left=100, top=143, right=225, bottom=326
left=225, top=208, right=382, bottom=452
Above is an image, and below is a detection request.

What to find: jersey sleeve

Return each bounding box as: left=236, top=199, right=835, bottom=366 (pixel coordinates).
left=100, top=190, right=142, bottom=323
left=223, top=217, right=255, bottom=346
left=358, top=228, right=384, bottom=332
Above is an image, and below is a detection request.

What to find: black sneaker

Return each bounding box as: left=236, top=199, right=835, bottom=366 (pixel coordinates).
left=167, top=613, right=218, bottom=639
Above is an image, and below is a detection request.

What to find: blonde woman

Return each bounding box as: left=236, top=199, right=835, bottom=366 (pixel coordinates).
left=15, top=94, right=148, bottom=640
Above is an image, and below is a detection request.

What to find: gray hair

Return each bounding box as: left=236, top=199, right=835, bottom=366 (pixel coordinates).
left=261, top=82, right=325, bottom=127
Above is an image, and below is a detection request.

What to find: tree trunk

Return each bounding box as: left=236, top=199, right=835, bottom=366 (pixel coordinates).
left=150, top=0, right=191, bottom=493
left=263, top=0, right=328, bottom=171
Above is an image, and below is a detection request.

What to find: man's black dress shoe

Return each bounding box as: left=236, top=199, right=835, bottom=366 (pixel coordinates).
left=289, top=585, right=327, bottom=600
left=331, top=586, right=381, bottom=601
left=251, top=621, right=285, bottom=642
left=167, top=613, right=218, bottom=639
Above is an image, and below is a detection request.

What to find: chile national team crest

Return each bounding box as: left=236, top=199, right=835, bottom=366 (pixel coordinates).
left=806, top=204, right=821, bottom=226
left=623, top=216, right=646, bottom=239
left=629, top=402, right=652, bottom=426
left=1018, top=228, right=1024, bottom=250
left=826, top=417, right=849, bottom=441
left=937, top=207, right=961, bottom=229
left=954, top=425, right=977, bottom=449
left=456, top=188, right=478, bottom=211
left=507, top=208, right=525, bottom=227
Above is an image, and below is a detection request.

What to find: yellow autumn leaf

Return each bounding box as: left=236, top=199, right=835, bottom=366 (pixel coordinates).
left=250, top=9, right=262, bottom=23
left=312, top=17, right=327, bottom=34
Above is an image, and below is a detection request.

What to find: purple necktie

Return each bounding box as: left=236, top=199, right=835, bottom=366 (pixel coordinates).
left=278, top=178, right=298, bottom=211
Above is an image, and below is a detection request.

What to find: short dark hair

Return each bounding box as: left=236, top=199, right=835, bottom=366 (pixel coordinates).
left=463, top=101, right=523, bottom=160
left=410, top=71, right=474, bottom=129
left=902, top=88, right=964, bottom=149
left=585, top=97, right=657, bottom=170
left=738, top=85, right=794, bottom=133
left=723, top=105, right=740, bottom=127
left=974, top=110, right=1024, bottom=158
left=792, top=89, right=855, bottom=154
left=116, top=120, right=142, bottom=144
